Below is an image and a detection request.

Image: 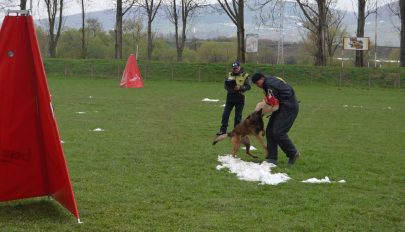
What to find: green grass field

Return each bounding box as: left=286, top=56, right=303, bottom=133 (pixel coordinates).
left=1, top=77, right=405, bottom=231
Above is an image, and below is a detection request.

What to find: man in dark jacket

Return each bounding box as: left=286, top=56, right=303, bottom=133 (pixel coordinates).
left=251, top=72, right=300, bottom=165
left=216, top=61, right=251, bottom=136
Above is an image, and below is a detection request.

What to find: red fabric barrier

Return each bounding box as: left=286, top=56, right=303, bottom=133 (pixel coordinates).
left=120, top=54, right=144, bottom=88
left=0, top=15, right=79, bottom=220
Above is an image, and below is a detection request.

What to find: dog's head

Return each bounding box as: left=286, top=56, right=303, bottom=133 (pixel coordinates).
left=246, top=109, right=265, bottom=135
left=247, top=108, right=263, bottom=123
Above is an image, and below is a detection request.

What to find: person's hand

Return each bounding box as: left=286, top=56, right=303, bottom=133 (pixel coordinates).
left=234, top=86, right=241, bottom=91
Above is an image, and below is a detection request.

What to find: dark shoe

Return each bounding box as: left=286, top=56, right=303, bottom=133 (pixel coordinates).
left=266, top=158, right=278, bottom=165
left=216, top=131, right=226, bottom=136
left=288, top=151, right=300, bottom=165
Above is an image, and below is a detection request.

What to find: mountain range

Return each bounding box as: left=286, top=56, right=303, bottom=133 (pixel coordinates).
left=31, top=1, right=401, bottom=47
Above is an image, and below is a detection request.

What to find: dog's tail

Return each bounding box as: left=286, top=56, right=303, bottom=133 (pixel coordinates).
left=212, top=133, right=232, bottom=145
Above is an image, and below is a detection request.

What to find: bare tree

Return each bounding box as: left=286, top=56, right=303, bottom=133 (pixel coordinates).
left=0, top=1, right=9, bottom=10
left=387, top=0, right=400, bottom=15
left=139, top=0, right=163, bottom=60
left=115, top=0, right=136, bottom=59
left=0, top=1, right=19, bottom=11
left=166, top=0, right=204, bottom=62
left=353, top=0, right=376, bottom=67
left=386, top=0, right=400, bottom=31
left=20, top=0, right=28, bottom=9
left=217, top=0, right=246, bottom=62
left=298, top=4, right=345, bottom=65
left=81, top=0, right=86, bottom=58
left=386, top=0, right=402, bottom=67
left=123, top=18, right=144, bottom=55
left=400, top=0, right=404, bottom=66
left=325, top=9, right=346, bottom=65
left=86, top=18, right=103, bottom=37
left=296, top=0, right=333, bottom=66
left=1, top=0, right=28, bottom=10
left=44, top=0, right=64, bottom=58
left=78, top=0, right=91, bottom=58
left=248, top=0, right=284, bottom=64
left=248, top=0, right=282, bottom=26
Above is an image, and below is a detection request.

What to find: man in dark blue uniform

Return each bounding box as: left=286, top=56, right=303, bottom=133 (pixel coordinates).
left=251, top=72, right=300, bottom=165
left=216, top=61, right=251, bottom=136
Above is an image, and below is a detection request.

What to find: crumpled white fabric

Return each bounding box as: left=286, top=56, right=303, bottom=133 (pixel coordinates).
left=216, top=155, right=290, bottom=185
left=302, top=176, right=346, bottom=184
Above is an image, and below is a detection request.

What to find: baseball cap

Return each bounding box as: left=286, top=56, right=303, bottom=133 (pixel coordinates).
left=232, top=61, right=240, bottom=68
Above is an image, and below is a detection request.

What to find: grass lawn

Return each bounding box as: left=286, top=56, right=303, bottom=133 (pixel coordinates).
left=1, top=77, right=404, bottom=231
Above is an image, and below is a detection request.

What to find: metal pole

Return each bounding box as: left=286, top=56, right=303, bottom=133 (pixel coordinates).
left=368, top=51, right=371, bottom=88
left=374, top=1, right=378, bottom=68
left=117, top=63, right=120, bottom=79
left=367, top=50, right=370, bottom=68
left=277, top=0, right=285, bottom=65
left=281, top=1, right=284, bottom=65
left=198, top=66, right=201, bottom=82
left=145, top=64, right=147, bottom=80
left=340, top=47, right=344, bottom=89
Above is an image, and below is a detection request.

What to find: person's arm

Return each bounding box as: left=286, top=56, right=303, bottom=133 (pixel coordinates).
left=239, top=73, right=251, bottom=93
left=224, top=76, right=237, bottom=93
left=262, top=77, right=280, bottom=107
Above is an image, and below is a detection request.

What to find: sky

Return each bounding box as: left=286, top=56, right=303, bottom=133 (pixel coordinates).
left=3, top=0, right=356, bottom=19
left=61, top=0, right=356, bottom=16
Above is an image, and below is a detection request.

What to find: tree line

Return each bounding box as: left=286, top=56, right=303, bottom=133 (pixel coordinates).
left=2, top=0, right=405, bottom=67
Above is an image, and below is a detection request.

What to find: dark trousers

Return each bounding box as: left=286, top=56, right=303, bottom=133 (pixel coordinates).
left=220, top=99, right=244, bottom=133
left=266, top=100, right=299, bottom=160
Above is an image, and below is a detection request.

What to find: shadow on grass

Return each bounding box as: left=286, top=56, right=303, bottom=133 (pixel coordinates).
left=0, top=198, right=72, bottom=223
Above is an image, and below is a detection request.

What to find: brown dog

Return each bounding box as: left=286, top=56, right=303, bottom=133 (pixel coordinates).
left=213, top=108, right=268, bottom=158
